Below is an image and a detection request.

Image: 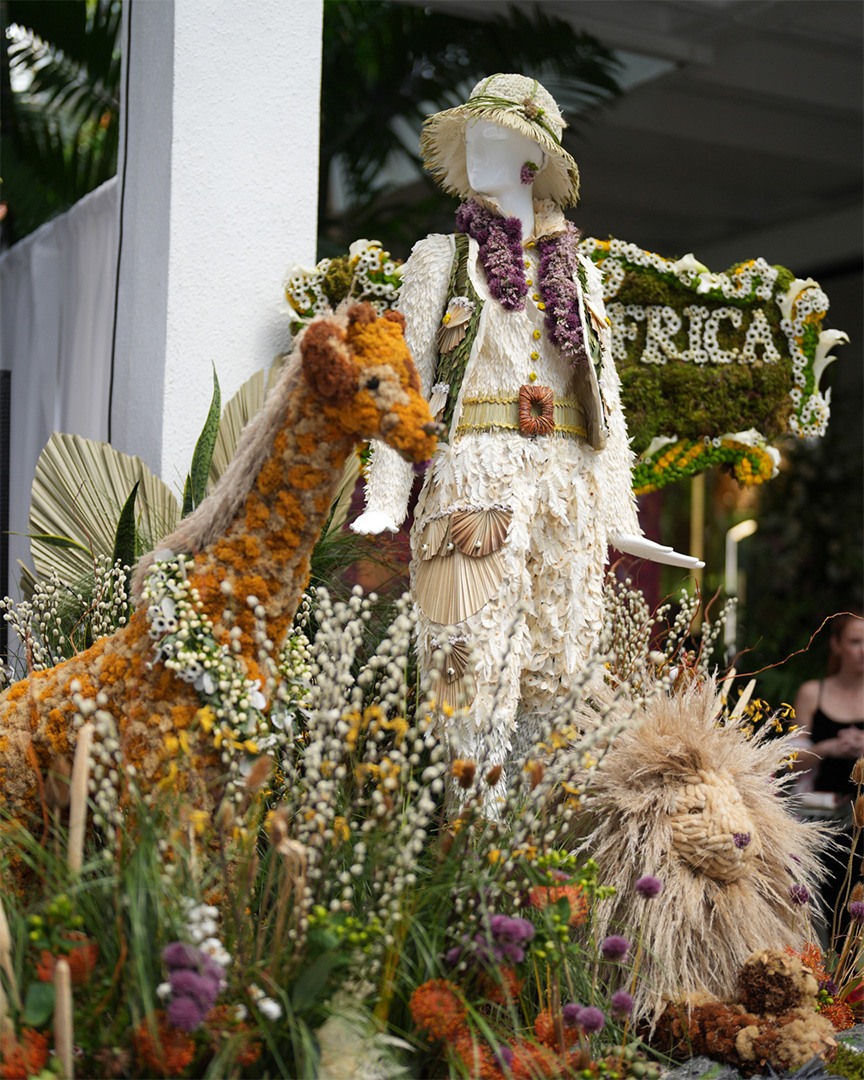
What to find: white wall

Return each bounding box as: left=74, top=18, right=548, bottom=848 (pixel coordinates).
left=112, top=0, right=324, bottom=491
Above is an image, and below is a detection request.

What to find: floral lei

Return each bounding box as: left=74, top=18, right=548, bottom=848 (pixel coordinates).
left=455, top=200, right=587, bottom=367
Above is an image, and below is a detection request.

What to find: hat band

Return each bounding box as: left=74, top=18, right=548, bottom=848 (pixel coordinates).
left=462, top=94, right=564, bottom=146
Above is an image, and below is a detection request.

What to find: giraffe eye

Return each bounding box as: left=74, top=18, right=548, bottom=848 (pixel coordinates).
left=365, top=376, right=380, bottom=391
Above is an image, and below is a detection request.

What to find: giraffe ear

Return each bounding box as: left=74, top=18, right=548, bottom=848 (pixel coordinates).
left=301, top=318, right=358, bottom=403
left=383, top=309, right=406, bottom=334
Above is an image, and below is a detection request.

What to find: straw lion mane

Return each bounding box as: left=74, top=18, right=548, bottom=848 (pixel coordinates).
left=573, top=678, right=830, bottom=1025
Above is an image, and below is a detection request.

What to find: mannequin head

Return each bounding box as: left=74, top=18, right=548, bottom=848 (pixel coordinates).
left=465, top=119, right=546, bottom=201
left=420, top=74, right=580, bottom=208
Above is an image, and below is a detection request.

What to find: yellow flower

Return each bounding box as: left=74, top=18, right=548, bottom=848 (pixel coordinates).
left=487, top=849, right=502, bottom=864
left=197, top=706, right=216, bottom=733
left=190, top=810, right=209, bottom=836
left=332, top=816, right=351, bottom=844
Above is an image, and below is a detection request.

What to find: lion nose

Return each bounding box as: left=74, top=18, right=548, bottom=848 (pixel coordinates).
left=422, top=421, right=446, bottom=437
left=734, top=832, right=751, bottom=848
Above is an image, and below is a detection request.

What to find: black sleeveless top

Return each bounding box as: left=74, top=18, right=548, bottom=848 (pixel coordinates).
left=811, top=682, right=864, bottom=792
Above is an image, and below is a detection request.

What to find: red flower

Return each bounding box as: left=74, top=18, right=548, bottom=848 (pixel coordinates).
left=36, top=932, right=98, bottom=984
left=528, top=883, right=589, bottom=927
left=0, top=1029, right=50, bottom=1080
left=409, top=980, right=467, bottom=1041
left=132, top=1011, right=197, bottom=1077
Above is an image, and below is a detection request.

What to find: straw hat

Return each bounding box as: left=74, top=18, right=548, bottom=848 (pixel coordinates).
left=420, top=73, right=580, bottom=208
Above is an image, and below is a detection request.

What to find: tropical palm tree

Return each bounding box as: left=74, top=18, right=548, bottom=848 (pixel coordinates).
left=1, top=0, right=121, bottom=246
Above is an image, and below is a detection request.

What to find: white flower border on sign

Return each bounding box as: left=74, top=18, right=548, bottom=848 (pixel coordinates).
left=578, top=237, right=847, bottom=440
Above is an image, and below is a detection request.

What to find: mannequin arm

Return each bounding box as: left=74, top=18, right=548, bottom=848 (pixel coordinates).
left=611, top=532, right=705, bottom=569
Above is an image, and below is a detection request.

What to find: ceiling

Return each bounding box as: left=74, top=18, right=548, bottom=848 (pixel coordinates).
left=398, top=0, right=863, bottom=279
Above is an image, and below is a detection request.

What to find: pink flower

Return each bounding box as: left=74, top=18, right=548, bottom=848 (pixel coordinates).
left=635, top=875, right=663, bottom=898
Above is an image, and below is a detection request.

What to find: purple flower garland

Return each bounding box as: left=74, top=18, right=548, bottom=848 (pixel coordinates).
left=455, top=200, right=588, bottom=368
left=537, top=222, right=587, bottom=367
left=455, top=201, right=527, bottom=311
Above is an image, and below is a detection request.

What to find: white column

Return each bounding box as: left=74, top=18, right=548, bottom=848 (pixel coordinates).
left=111, top=0, right=323, bottom=487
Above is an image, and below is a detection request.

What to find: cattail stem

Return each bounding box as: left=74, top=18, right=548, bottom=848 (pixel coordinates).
left=54, top=957, right=74, bottom=1079
left=68, top=722, right=94, bottom=875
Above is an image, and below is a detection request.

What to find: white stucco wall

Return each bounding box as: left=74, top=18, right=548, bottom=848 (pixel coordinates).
left=112, top=0, right=323, bottom=491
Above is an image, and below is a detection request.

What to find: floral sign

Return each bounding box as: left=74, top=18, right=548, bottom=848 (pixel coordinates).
left=286, top=238, right=846, bottom=494
left=580, top=238, right=847, bottom=493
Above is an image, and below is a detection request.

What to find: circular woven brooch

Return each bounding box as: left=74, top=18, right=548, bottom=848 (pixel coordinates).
left=518, top=383, right=555, bottom=436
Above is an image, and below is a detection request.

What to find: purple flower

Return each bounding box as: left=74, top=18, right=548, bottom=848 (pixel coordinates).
left=562, top=1003, right=583, bottom=1028
left=734, top=833, right=751, bottom=849
left=820, top=978, right=839, bottom=996
left=520, top=161, right=539, bottom=186
left=162, top=942, right=202, bottom=970
left=600, top=935, right=630, bottom=962
left=170, top=969, right=220, bottom=1009
left=455, top=202, right=527, bottom=311
left=635, top=875, right=663, bottom=899
left=577, top=1006, right=605, bottom=1033
left=445, top=945, right=463, bottom=966
left=537, top=224, right=587, bottom=366
left=610, top=990, right=633, bottom=1019
left=789, top=884, right=810, bottom=905
left=849, top=900, right=864, bottom=923
left=494, top=1045, right=514, bottom=1070
left=167, top=995, right=207, bottom=1032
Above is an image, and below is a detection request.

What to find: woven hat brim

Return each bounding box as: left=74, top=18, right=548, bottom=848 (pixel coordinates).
left=420, top=104, right=580, bottom=209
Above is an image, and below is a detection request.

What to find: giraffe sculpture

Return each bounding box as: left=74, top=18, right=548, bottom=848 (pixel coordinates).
left=0, top=303, right=438, bottom=842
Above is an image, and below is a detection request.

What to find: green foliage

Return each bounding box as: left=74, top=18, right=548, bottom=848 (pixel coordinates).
left=182, top=368, right=221, bottom=517
left=2, top=0, right=121, bottom=243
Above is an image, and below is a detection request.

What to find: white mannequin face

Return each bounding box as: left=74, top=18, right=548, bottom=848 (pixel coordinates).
left=465, top=119, right=545, bottom=198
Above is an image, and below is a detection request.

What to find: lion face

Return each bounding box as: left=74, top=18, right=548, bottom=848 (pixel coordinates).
left=668, top=768, right=760, bottom=882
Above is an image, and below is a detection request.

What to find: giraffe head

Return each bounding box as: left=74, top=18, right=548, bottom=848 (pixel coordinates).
left=300, top=303, right=438, bottom=464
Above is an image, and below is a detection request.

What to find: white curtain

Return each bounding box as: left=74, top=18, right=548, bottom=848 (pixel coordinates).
left=0, top=177, right=118, bottom=600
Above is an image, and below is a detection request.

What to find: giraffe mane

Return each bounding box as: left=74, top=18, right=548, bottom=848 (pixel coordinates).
left=131, top=332, right=311, bottom=599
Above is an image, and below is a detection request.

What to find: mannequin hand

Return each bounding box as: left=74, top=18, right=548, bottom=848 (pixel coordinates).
left=611, top=532, right=705, bottom=569
left=351, top=510, right=399, bottom=535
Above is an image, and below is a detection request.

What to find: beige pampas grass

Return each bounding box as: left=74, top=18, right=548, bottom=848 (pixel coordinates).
left=54, top=957, right=73, bottom=1078
left=570, top=677, right=832, bottom=1026
left=67, top=721, right=94, bottom=875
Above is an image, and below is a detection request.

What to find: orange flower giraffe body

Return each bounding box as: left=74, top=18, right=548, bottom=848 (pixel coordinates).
left=0, top=304, right=437, bottom=833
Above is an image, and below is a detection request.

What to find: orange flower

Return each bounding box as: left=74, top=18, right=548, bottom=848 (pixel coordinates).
left=534, top=1008, right=580, bottom=1050
left=0, top=1029, right=50, bottom=1080
left=409, top=979, right=467, bottom=1041
left=36, top=933, right=98, bottom=984
left=451, top=1030, right=502, bottom=1080
left=132, top=1011, right=197, bottom=1077
left=821, top=1000, right=856, bottom=1031
left=477, top=965, right=522, bottom=1005
left=203, top=1005, right=263, bottom=1068
left=528, top=883, right=589, bottom=927
left=510, top=1038, right=564, bottom=1080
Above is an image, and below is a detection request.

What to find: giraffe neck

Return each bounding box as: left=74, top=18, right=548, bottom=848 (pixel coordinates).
left=187, top=390, right=355, bottom=658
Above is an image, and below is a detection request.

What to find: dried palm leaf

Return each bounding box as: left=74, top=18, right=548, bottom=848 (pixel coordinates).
left=450, top=508, right=511, bottom=557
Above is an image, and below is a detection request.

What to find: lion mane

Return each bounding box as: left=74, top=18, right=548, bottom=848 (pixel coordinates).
left=572, top=678, right=832, bottom=1025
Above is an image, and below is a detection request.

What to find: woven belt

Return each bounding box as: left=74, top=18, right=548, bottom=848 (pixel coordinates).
left=455, top=393, right=587, bottom=438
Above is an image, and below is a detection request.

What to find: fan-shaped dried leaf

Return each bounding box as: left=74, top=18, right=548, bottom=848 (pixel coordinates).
left=450, top=508, right=512, bottom=557
left=414, top=548, right=506, bottom=623
left=29, top=433, right=180, bottom=587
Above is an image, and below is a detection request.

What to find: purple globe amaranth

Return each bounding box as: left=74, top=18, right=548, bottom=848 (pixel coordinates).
left=167, top=995, right=207, bottom=1032
left=562, top=1003, right=584, bottom=1029
left=789, top=883, right=810, bottom=905
left=577, top=1006, right=605, bottom=1033
left=848, top=900, right=864, bottom=924
left=610, top=990, right=634, bottom=1019
left=170, top=968, right=220, bottom=1009
left=600, top=935, right=630, bottom=962
left=635, top=875, right=663, bottom=899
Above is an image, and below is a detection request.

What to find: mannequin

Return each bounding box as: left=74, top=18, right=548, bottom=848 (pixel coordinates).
left=353, top=76, right=699, bottom=791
